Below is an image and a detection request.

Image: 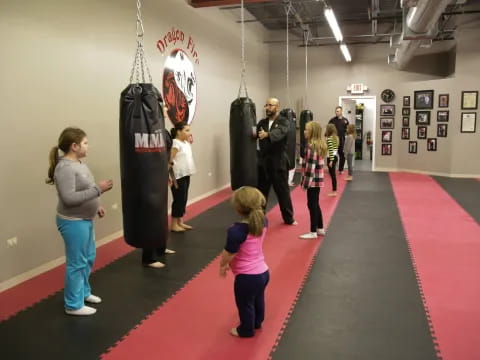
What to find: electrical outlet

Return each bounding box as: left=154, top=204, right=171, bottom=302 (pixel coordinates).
left=6, top=237, right=17, bottom=247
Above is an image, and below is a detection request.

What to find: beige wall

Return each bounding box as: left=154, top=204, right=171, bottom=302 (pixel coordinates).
left=0, top=0, right=269, bottom=285
left=269, top=28, right=479, bottom=177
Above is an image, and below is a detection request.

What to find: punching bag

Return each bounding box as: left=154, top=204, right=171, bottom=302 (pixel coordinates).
left=280, top=108, right=297, bottom=170
left=299, top=110, right=313, bottom=159
left=119, top=83, right=169, bottom=249
left=230, top=97, right=258, bottom=190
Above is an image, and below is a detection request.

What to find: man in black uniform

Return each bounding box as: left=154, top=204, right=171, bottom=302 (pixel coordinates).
left=328, top=106, right=349, bottom=173
left=257, top=98, right=296, bottom=225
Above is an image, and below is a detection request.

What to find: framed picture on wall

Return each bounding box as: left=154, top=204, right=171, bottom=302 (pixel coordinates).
left=427, top=138, right=437, bottom=151
left=461, top=91, right=478, bottom=110
left=438, top=94, right=449, bottom=108
left=401, top=128, right=410, bottom=140
left=380, top=117, right=394, bottom=129
left=461, top=112, right=477, bottom=133
left=416, top=111, right=431, bottom=125
left=409, top=141, right=417, bottom=154
left=414, top=90, right=434, bottom=109
left=402, top=117, right=410, bottom=127
left=402, top=107, right=410, bottom=116
left=437, top=124, right=448, bottom=137
left=382, top=130, right=392, bottom=142
left=418, top=126, right=427, bottom=139
left=403, top=96, right=410, bottom=106
left=437, top=110, right=449, bottom=122
left=382, top=143, right=392, bottom=155
left=380, top=104, right=395, bottom=116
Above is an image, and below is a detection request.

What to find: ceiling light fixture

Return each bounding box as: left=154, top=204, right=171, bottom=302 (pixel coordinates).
left=340, top=43, right=351, bottom=62
left=324, top=6, right=343, bottom=42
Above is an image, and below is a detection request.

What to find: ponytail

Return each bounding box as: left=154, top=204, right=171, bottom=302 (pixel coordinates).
left=46, top=146, right=59, bottom=184
left=232, top=186, right=266, bottom=236
left=247, top=208, right=266, bottom=236
left=46, top=127, right=87, bottom=185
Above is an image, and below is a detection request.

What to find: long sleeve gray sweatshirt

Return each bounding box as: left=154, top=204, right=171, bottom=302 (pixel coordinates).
left=54, top=158, right=101, bottom=219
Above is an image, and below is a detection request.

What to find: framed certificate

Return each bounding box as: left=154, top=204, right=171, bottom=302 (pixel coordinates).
left=461, top=112, right=476, bottom=133
left=461, top=91, right=478, bottom=110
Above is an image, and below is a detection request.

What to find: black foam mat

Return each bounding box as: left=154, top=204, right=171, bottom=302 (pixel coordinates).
left=0, top=191, right=281, bottom=360
left=433, top=176, right=480, bottom=224
left=271, top=172, right=439, bottom=360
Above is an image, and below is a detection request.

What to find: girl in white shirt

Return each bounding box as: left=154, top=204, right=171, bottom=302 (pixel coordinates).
left=170, top=123, right=196, bottom=232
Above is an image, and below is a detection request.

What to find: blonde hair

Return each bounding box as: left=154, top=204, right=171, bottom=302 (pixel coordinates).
left=305, top=121, right=327, bottom=158
left=325, top=123, right=339, bottom=144
left=346, top=123, right=356, bottom=137
left=46, top=127, right=86, bottom=185
left=232, top=186, right=266, bottom=236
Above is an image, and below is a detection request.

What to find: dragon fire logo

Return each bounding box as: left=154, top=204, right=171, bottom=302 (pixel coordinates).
left=162, top=49, right=197, bottom=125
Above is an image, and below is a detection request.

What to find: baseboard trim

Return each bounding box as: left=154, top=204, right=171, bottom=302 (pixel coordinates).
left=374, top=167, right=480, bottom=178
left=0, top=183, right=231, bottom=293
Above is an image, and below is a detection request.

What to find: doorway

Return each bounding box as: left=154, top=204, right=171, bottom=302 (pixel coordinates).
left=339, top=96, right=377, bottom=171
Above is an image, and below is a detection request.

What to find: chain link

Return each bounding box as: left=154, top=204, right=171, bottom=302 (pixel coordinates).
left=129, top=0, right=152, bottom=84
left=238, top=0, right=249, bottom=98
left=285, top=2, right=292, bottom=108
left=304, top=29, right=309, bottom=109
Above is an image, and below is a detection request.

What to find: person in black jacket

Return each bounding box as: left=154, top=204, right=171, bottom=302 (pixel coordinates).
left=328, top=106, right=349, bottom=173
left=257, top=98, right=296, bottom=225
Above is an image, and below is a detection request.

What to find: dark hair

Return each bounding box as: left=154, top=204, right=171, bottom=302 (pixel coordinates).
left=46, top=127, right=86, bottom=185
left=170, top=122, right=188, bottom=139
left=335, top=106, right=342, bottom=111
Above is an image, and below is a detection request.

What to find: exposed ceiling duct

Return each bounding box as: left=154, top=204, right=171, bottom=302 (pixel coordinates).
left=394, top=0, right=452, bottom=69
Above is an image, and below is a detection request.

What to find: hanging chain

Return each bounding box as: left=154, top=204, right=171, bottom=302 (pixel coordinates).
left=304, top=29, right=309, bottom=109
left=238, top=0, right=249, bottom=98
left=129, top=0, right=152, bottom=84
left=285, top=2, right=292, bottom=108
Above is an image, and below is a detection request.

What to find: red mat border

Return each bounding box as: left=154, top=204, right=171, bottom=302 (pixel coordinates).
left=390, top=172, right=480, bottom=360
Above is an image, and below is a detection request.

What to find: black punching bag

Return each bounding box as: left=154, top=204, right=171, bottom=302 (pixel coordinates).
left=119, top=83, right=169, bottom=249
left=280, top=108, right=297, bottom=170
left=299, top=110, right=313, bottom=159
left=230, top=97, right=258, bottom=190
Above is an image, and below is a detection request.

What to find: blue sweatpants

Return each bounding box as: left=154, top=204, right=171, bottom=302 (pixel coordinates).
left=56, top=217, right=96, bottom=310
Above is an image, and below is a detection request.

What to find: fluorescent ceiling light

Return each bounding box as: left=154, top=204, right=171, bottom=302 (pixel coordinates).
left=324, top=7, right=343, bottom=42
left=340, top=43, right=351, bottom=62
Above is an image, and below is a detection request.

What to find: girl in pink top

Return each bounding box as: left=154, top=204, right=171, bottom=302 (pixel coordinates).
left=220, top=186, right=270, bottom=337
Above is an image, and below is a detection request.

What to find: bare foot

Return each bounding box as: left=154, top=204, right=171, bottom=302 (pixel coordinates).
left=327, top=192, right=337, bottom=197
left=171, top=226, right=186, bottom=232
left=180, top=223, right=193, bottom=230
left=164, top=248, right=176, bottom=254
left=230, top=328, right=239, bottom=337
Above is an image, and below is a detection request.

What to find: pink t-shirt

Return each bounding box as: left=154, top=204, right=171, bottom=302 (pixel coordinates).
left=225, top=222, right=269, bottom=276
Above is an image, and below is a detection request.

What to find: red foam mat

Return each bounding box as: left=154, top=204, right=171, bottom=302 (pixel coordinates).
left=0, top=187, right=232, bottom=322
left=101, top=176, right=348, bottom=360
left=390, top=173, right=480, bottom=360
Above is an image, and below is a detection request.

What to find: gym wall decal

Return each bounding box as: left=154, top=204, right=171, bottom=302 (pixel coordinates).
left=156, top=27, right=200, bottom=65
left=156, top=27, right=200, bottom=126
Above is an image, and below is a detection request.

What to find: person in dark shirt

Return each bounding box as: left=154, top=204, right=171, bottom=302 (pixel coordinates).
left=328, top=106, right=349, bottom=173
left=256, top=97, right=296, bottom=225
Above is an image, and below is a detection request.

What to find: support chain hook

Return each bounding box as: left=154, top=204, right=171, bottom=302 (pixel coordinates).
left=129, top=0, right=152, bottom=84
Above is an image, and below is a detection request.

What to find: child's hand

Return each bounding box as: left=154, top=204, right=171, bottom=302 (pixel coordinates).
left=219, top=265, right=229, bottom=278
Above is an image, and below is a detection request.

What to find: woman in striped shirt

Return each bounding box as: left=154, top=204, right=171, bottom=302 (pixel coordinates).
left=325, top=124, right=339, bottom=196
left=299, top=122, right=328, bottom=239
